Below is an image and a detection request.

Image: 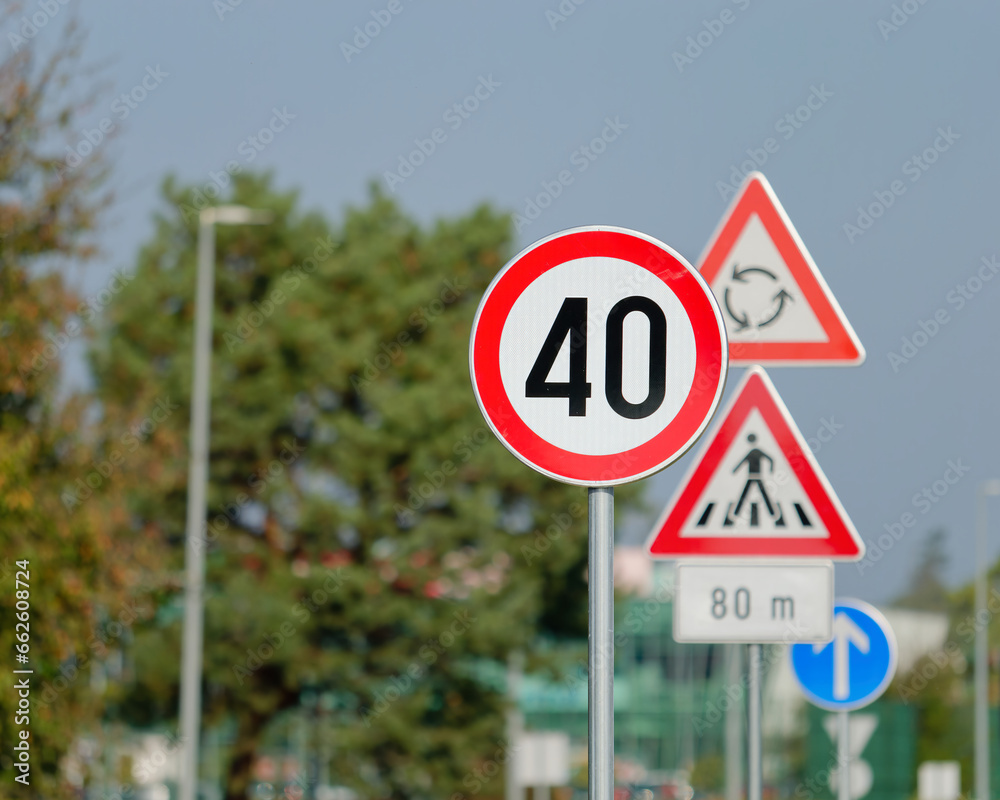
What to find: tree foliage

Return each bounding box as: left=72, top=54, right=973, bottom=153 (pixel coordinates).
left=893, top=528, right=950, bottom=613
left=91, top=173, right=612, bottom=799
left=0, top=7, right=149, bottom=797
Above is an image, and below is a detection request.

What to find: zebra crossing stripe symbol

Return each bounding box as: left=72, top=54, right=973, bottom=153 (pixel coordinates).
left=693, top=433, right=813, bottom=530
left=645, top=367, right=864, bottom=560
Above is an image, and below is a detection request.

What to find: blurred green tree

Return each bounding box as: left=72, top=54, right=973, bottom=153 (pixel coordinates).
left=0, top=6, right=154, bottom=797
left=90, top=172, right=623, bottom=800
left=894, top=528, right=950, bottom=613
left=890, top=527, right=974, bottom=793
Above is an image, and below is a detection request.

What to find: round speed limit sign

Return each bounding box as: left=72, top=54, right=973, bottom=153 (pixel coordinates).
left=470, top=226, right=729, bottom=486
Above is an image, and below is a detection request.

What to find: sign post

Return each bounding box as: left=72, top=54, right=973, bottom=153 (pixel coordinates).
left=470, top=226, right=728, bottom=798
left=590, top=487, right=614, bottom=800
left=748, top=643, right=763, bottom=800
left=838, top=711, right=850, bottom=800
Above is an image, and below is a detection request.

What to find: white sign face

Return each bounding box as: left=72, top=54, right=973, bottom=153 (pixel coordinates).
left=470, top=226, right=728, bottom=486
left=917, top=762, right=962, bottom=800
left=673, top=560, right=833, bottom=643
left=514, top=731, right=571, bottom=787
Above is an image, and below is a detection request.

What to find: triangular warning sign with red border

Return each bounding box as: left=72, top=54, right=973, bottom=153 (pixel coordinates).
left=699, top=172, right=865, bottom=366
left=646, top=367, right=864, bottom=560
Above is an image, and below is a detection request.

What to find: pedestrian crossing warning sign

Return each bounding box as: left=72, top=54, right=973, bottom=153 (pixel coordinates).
left=699, top=172, right=865, bottom=367
left=646, top=367, right=864, bottom=560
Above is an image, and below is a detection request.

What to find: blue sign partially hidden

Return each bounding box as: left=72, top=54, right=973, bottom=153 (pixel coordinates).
left=790, top=598, right=897, bottom=712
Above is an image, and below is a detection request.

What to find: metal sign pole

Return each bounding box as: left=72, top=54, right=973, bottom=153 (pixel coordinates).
left=725, top=645, right=743, bottom=800
left=747, top=643, right=762, bottom=800
left=838, top=711, right=850, bottom=800
left=505, top=651, right=524, bottom=800
left=589, top=487, right=614, bottom=800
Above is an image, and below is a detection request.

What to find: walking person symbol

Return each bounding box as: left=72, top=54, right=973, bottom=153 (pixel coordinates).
left=727, top=434, right=782, bottom=527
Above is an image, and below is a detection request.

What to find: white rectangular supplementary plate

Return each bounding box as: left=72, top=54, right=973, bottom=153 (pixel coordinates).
left=673, top=560, right=833, bottom=644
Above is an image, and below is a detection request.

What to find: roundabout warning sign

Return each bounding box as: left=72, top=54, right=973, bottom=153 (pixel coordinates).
left=699, top=172, right=865, bottom=367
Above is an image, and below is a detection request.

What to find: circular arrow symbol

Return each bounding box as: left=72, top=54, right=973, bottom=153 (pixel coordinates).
left=724, top=263, right=795, bottom=331
left=758, top=288, right=794, bottom=328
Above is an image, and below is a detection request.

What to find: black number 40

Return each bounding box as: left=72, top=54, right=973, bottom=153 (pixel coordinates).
left=525, top=296, right=667, bottom=419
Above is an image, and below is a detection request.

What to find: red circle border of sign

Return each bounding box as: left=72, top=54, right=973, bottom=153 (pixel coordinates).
left=471, top=227, right=728, bottom=486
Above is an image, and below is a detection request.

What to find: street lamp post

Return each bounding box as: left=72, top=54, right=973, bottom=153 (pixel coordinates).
left=976, top=479, right=1000, bottom=800
left=179, top=206, right=271, bottom=800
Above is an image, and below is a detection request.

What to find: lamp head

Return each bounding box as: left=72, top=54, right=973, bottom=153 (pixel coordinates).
left=200, top=205, right=273, bottom=226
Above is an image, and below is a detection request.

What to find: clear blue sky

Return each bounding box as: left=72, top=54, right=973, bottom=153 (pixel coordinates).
left=27, top=0, right=1000, bottom=604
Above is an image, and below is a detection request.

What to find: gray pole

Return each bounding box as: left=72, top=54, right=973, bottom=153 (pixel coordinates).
left=179, top=213, right=216, bottom=800
left=589, top=487, right=614, bottom=800
left=725, top=645, right=743, bottom=800
left=747, top=644, right=762, bottom=800
left=838, top=711, right=850, bottom=800
left=976, top=483, right=991, bottom=800
left=506, top=651, right=525, bottom=800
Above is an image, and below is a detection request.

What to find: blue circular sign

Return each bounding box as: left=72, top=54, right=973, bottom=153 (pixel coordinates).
left=789, top=598, right=897, bottom=711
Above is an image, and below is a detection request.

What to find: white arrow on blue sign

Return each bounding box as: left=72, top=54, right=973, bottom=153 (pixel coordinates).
left=789, top=598, right=898, bottom=712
